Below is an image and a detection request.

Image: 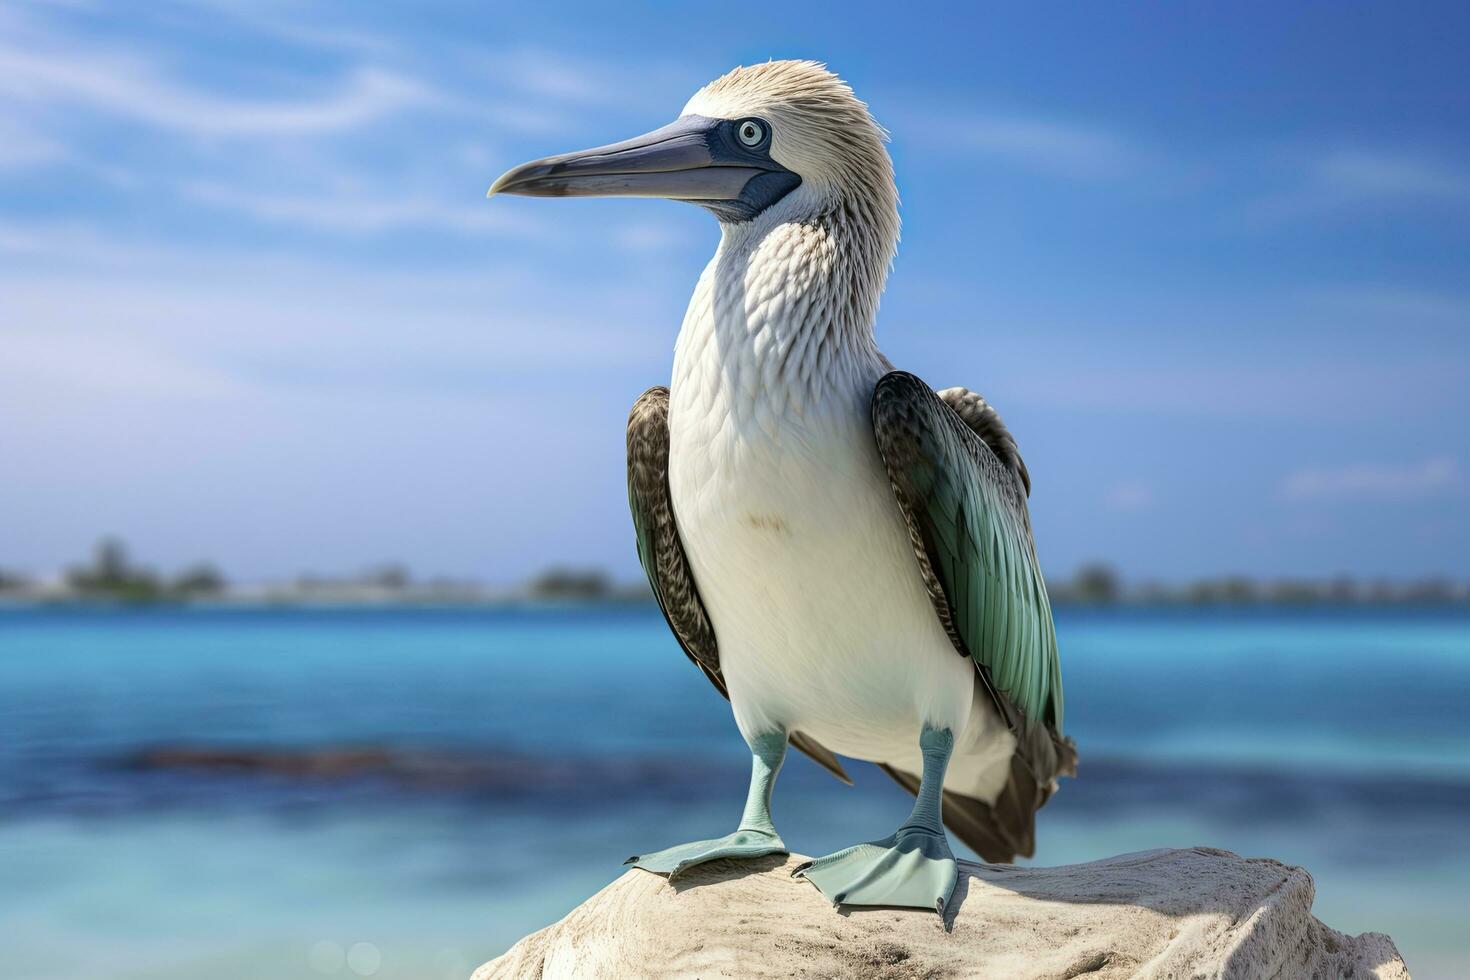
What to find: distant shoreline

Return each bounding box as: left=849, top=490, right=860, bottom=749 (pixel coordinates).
left=6, top=538, right=1468, bottom=610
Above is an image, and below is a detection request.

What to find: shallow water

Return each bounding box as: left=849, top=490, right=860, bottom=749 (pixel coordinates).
left=1, top=605, right=1466, bottom=978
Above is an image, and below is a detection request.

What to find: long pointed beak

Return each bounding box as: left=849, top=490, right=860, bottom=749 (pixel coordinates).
left=487, top=115, right=799, bottom=217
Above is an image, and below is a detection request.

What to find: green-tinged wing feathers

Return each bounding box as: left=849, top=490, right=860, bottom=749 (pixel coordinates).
left=871, top=372, right=1064, bottom=730
left=936, top=386, right=1031, bottom=497
left=626, top=387, right=851, bottom=784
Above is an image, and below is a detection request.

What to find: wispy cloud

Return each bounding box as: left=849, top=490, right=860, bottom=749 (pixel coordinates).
left=1281, top=456, right=1459, bottom=502
left=468, top=46, right=696, bottom=115
left=1299, top=284, right=1470, bottom=326
left=480, top=48, right=632, bottom=106
left=0, top=43, right=440, bottom=137
left=891, top=99, right=1152, bottom=182
left=1245, top=147, right=1470, bottom=225
left=0, top=115, right=64, bottom=169
left=0, top=5, right=603, bottom=151
left=0, top=231, right=679, bottom=373
left=159, top=0, right=401, bottom=55
left=947, top=114, right=1147, bottom=181
left=2, top=326, right=247, bottom=401
left=0, top=220, right=199, bottom=276
left=611, top=219, right=698, bottom=253
left=0, top=7, right=626, bottom=247
left=1105, top=480, right=1156, bottom=512
left=180, top=181, right=545, bottom=237
left=1314, top=149, right=1470, bottom=202
left=968, top=331, right=1469, bottom=424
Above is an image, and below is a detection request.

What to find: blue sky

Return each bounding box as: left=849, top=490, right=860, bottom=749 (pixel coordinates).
left=2, top=1, right=1468, bottom=584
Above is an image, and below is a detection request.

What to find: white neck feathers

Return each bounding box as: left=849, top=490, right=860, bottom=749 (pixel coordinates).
left=671, top=203, right=893, bottom=429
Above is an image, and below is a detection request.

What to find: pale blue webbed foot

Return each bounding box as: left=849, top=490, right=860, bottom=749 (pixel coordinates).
left=792, top=826, right=957, bottom=912
left=624, top=729, right=789, bottom=881
left=794, top=726, right=960, bottom=915
left=625, top=827, right=787, bottom=878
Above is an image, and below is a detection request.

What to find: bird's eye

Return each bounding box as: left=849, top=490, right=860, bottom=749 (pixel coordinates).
left=737, top=119, right=766, bottom=147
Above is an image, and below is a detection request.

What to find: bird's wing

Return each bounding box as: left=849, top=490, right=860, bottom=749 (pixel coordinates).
left=870, top=371, right=1063, bottom=730
left=935, top=386, right=1031, bottom=497
left=627, top=387, right=851, bottom=784
left=871, top=372, right=1074, bottom=861
left=627, top=387, right=723, bottom=694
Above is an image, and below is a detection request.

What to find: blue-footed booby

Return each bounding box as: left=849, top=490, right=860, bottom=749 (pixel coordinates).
left=490, top=60, right=1075, bottom=914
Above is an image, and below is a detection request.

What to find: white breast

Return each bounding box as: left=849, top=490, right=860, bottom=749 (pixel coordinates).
left=664, top=234, right=1010, bottom=788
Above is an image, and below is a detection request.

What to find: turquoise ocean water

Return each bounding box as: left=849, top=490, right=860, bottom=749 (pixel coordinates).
left=1, top=605, right=1466, bottom=978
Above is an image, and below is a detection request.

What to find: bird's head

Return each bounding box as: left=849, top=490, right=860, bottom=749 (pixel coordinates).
left=489, top=61, right=897, bottom=237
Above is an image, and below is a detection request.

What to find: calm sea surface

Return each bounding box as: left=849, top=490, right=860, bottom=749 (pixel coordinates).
left=1, top=605, right=1467, bottom=978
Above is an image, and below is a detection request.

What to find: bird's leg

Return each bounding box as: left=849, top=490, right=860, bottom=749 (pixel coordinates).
left=793, top=726, right=958, bottom=914
left=625, top=729, right=788, bottom=879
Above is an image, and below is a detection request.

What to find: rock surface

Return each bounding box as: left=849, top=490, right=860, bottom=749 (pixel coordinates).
left=476, top=848, right=1409, bottom=979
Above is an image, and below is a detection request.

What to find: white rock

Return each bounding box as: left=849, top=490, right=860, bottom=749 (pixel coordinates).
left=476, top=848, right=1409, bottom=979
